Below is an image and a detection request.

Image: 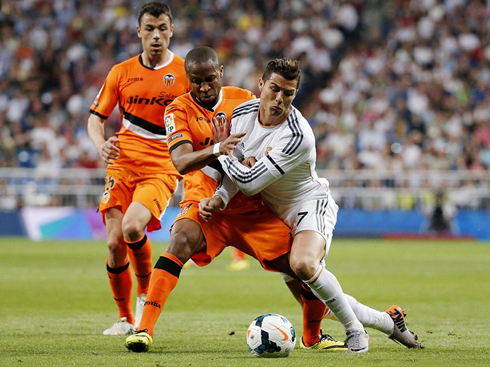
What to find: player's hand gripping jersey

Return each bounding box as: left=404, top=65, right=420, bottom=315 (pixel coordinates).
left=217, top=99, right=331, bottom=207
left=90, top=53, right=190, bottom=173
left=215, top=99, right=339, bottom=242
left=165, top=87, right=261, bottom=212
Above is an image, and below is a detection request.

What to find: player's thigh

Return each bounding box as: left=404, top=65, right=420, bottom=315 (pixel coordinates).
left=122, top=201, right=152, bottom=232
left=285, top=196, right=338, bottom=258
left=174, top=203, right=229, bottom=266
left=290, top=230, right=326, bottom=265
left=167, top=217, right=206, bottom=261
left=133, top=174, right=179, bottom=232
left=221, top=208, right=292, bottom=271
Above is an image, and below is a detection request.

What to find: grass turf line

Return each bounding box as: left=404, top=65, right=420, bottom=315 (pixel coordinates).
left=0, top=238, right=489, bottom=366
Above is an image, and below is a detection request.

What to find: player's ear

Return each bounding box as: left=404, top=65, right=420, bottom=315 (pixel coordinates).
left=219, top=65, right=224, bottom=78
left=169, top=25, right=174, bottom=37
left=136, top=25, right=142, bottom=38
left=258, top=78, right=264, bottom=91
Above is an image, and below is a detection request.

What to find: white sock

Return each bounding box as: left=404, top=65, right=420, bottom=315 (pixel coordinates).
left=306, top=265, right=363, bottom=333
left=344, top=294, right=394, bottom=335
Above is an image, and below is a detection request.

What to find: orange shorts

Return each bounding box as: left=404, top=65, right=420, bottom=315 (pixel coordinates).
left=99, top=166, right=180, bottom=232
left=175, top=202, right=292, bottom=272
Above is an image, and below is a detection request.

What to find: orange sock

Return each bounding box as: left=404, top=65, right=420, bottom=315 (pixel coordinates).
left=139, top=254, right=183, bottom=336
left=127, top=234, right=152, bottom=296
left=106, top=259, right=134, bottom=325
left=232, top=248, right=247, bottom=262
left=301, top=284, right=327, bottom=346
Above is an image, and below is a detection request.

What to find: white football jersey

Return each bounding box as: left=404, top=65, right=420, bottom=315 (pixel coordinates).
left=216, top=99, right=331, bottom=210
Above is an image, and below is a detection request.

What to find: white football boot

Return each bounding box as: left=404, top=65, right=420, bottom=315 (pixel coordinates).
left=345, top=329, right=369, bottom=353
left=102, top=317, right=135, bottom=336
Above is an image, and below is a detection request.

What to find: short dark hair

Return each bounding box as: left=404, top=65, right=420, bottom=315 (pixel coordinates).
left=261, top=58, right=301, bottom=88
left=138, top=2, right=173, bottom=25
left=185, top=46, right=220, bottom=73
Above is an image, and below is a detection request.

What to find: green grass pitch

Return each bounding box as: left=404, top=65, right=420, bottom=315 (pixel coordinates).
left=1, top=238, right=489, bottom=366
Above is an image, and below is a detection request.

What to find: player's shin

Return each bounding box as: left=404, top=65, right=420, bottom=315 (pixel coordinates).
left=106, top=259, right=134, bottom=324
left=305, top=265, right=363, bottom=333
left=300, top=284, right=327, bottom=346
left=344, top=294, right=394, bottom=335
left=138, top=254, right=183, bottom=337
left=126, top=234, right=153, bottom=296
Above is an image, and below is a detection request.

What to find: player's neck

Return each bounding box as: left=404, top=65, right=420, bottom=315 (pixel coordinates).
left=258, top=106, right=290, bottom=127
left=141, top=49, right=171, bottom=69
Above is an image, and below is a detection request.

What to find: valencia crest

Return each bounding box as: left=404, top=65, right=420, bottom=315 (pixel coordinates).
left=163, top=73, right=175, bottom=87
left=215, top=111, right=227, bottom=127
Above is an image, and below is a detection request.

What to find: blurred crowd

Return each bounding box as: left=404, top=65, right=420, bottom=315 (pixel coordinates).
left=0, top=0, right=489, bottom=212
left=308, top=0, right=490, bottom=173
left=0, top=0, right=360, bottom=174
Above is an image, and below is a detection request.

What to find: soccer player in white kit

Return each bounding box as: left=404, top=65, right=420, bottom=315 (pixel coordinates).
left=200, top=58, right=421, bottom=352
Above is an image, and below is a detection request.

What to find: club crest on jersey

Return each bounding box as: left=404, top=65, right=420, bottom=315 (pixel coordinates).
left=102, top=191, right=110, bottom=204
left=215, top=112, right=227, bottom=127
left=179, top=203, right=193, bottom=216
left=266, top=146, right=273, bottom=155
left=163, top=74, right=175, bottom=87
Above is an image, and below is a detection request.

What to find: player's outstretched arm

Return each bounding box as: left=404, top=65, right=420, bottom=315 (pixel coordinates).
left=170, top=130, right=246, bottom=175
left=87, top=114, right=119, bottom=164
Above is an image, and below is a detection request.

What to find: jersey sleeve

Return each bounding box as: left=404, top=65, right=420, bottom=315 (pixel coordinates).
left=217, top=123, right=312, bottom=196
left=89, top=67, right=120, bottom=120
left=165, top=103, right=193, bottom=153
left=214, top=174, right=240, bottom=208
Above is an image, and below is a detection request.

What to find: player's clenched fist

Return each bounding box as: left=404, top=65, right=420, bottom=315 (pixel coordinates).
left=241, top=157, right=256, bottom=168
left=199, top=196, right=225, bottom=222
left=98, top=136, right=120, bottom=164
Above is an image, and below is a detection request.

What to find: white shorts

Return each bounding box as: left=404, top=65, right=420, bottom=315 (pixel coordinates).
left=272, top=193, right=338, bottom=255
left=274, top=194, right=339, bottom=283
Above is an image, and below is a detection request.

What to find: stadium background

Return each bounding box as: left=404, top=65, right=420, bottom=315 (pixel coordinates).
left=1, top=1, right=490, bottom=366
left=0, top=0, right=489, bottom=240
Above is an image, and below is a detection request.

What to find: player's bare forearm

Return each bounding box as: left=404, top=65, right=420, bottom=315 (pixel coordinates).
left=87, top=114, right=119, bottom=164
left=170, top=143, right=217, bottom=175
left=171, top=131, right=247, bottom=175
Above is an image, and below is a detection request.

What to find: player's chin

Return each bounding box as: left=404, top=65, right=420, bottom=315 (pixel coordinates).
left=270, top=108, right=284, bottom=116
left=150, top=49, right=163, bottom=56
left=200, top=95, right=216, bottom=105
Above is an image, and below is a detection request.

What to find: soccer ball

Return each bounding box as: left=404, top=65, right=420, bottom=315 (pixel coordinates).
left=246, top=313, right=296, bottom=358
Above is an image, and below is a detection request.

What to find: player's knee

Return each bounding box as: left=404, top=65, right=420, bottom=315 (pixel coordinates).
left=290, top=256, right=317, bottom=281
left=121, top=220, right=144, bottom=241
left=107, top=235, right=122, bottom=252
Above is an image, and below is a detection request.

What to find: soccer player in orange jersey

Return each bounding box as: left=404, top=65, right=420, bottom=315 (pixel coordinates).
left=87, top=2, right=190, bottom=336
left=124, top=47, right=346, bottom=353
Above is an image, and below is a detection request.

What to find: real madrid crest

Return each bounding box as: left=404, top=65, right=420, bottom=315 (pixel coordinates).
left=163, top=73, right=175, bottom=87
left=215, top=111, right=227, bottom=128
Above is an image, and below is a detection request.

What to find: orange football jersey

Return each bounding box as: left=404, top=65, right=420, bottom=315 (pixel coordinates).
left=165, top=87, right=261, bottom=210
left=89, top=52, right=190, bottom=173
